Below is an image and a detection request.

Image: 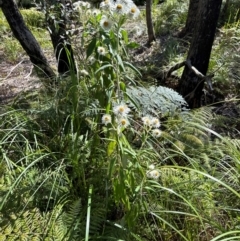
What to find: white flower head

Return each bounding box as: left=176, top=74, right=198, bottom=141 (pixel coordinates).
left=89, top=56, right=95, bottom=64
left=112, top=0, right=128, bottom=14
left=73, top=1, right=91, bottom=10
left=102, top=114, right=112, bottom=125
left=100, top=0, right=114, bottom=10
left=151, top=117, right=161, bottom=128
left=128, top=4, right=140, bottom=19
left=86, top=9, right=92, bottom=15
left=97, top=46, right=106, bottom=56
left=117, top=117, right=130, bottom=128
left=142, top=116, right=152, bottom=127
left=115, top=3, right=125, bottom=13
left=100, top=16, right=113, bottom=32
left=92, top=9, right=101, bottom=16
left=147, top=169, right=160, bottom=179
left=149, top=164, right=155, bottom=170
left=73, top=1, right=81, bottom=10
left=81, top=1, right=91, bottom=8
left=113, top=103, right=130, bottom=117
left=152, top=129, right=162, bottom=138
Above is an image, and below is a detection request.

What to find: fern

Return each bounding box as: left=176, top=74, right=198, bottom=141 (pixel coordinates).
left=126, top=85, right=188, bottom=116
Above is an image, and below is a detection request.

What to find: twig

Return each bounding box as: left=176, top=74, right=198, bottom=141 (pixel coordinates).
left=0, top=60, right=24, bottom=80
left=164, top=59, right=214, bottom=93
left=165, top=60, right=186, bottom=79
left=24, top=65, right=33, bottom=79
left=185, top=59, right=205, bottom=78
left=184, top=60, right=214, bottom=100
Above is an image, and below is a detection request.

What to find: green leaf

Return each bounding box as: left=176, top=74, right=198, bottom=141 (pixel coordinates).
left=126, top=42, right=140, bottom=49
left=123, top=61, right=142, bottom=77
left=95, top=64, right=113, bottom=74
left=107, top=140, right=117, bottom=156
left=116, top=54, right=125, bottom=72
left=121, top=29, right=128, bottom=44
left=86, top=38, right=97, bottom=58
left=106, top=103, right=112, bottom=114
left=120, top=82, right=126, bottom=92
left=118, top=15, right=126, bottom=27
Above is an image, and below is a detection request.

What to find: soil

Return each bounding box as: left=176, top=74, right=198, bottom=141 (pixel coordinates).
left=0, top=49, right=56, bottom=104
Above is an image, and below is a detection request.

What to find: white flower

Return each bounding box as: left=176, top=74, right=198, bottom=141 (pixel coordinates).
left=147, top=169, right=160, bottom=179
left=102, top=114, right=112, bottom=125
left=73, top=1, right=81, bottom=9
left=100, top=0, right=114, bottom=10
left=149, top=164, right=155, bottom=170
left=89, top=56, right=95, bottom=64
left=92, top=9, right=101, bottom=16
left=117, top=117, right=129, bottom=128
left=112, top=0, right=128, bottom=14
left=114, top=3, right=125, bottom=14
left=73, top=1, right=91, bottom=10
left=100, top=17, right=113, bottom=32
left=79, top=69, right=89, bottom=76
left=128, top=4, right=140, bottom=19
left=86, top=9, right=92, bottom=15
left=151, top=117, right=160, bottom=128
left=83, top=2, right=91, bottom=8
left=142, top=116, right=152, bottom=127
left=113, top=104, right=130, bottom=117
left=152, top=129, right=162, bottom=138
left=97, top=46, right=106, bottom=56
left=80, top=1, right=91, bottom=8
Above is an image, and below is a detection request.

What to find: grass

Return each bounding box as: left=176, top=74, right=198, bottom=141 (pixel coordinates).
left=0, top=1, right=240, bottom=241
left=0, top=9, right=52, bottom=63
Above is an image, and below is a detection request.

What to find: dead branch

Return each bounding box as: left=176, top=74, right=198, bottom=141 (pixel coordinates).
left=165, top=60, right=185, bottom=79
left=164, top=59, right=214, bottom=91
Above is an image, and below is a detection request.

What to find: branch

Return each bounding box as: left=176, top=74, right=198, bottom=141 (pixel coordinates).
left=165, top=61, right=186, bottom=79
left=164, top=59, right=214, bottom=91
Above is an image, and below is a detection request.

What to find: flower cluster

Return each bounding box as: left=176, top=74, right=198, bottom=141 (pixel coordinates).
left=73, top=1, right=91, bottom=11
left=146, top=164, right=160, bottom=179
left=142, top=116, right=162, bottom=138
left=100, top=0, right=140, bottom=19
left=102, top=103, right=131, bottom=129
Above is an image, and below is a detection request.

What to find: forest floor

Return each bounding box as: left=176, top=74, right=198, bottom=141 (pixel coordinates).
left=0, top=48, right=57, bottom=103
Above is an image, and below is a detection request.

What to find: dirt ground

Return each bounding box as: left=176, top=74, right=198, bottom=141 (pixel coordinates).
left=0, top=49, right=57, bottom=104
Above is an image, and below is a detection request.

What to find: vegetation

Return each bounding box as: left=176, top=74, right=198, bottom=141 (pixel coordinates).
left=0, top=0, right=240, bottom=240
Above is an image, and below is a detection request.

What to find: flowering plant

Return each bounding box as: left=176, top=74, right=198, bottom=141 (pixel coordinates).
left=68, top=0, right=163, bottom=227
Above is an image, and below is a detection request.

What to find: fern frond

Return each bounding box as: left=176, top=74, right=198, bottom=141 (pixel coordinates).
left=127, top=85, right=188, bottom=116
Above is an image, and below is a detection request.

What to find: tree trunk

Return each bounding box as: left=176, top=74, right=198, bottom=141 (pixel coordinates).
left=177, top=0, right=200, bottom=38
left=46, top=2, right=77, bottom=75
left=48, top=22, right=76, bottom=75
left=146, top=0, right=156, bottom=45
left=1, top=0, right=55, bottom=79
left=177, top=0, right=222, bottom=108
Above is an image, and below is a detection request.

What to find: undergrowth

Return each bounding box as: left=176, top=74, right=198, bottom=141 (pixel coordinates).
left=0, top=1, right=240, bottom=241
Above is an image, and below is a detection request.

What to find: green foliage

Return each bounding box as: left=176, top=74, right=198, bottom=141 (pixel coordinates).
left=127, top=85, right=188, bottom=116
left=1, top=0, right=240, bottom=240
left=21, top=9, right=45, bottom=28
left=221, top=0, right=240, bottom=25
left=153, top=0, right=188, bottom=35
